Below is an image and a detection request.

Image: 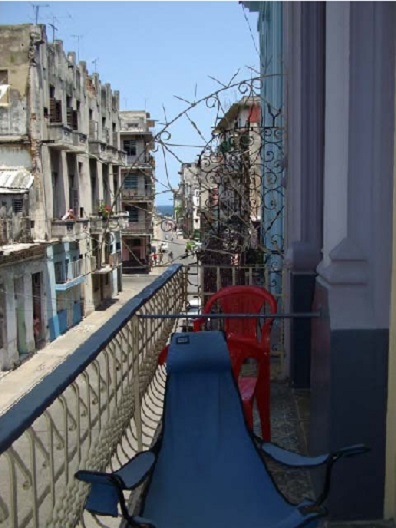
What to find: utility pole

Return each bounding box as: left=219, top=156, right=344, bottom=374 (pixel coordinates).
left=71, top=34, right=83, bottom=62
left=31, top=3, right=49, bottom=25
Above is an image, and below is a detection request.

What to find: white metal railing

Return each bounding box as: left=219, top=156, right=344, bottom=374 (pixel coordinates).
left=0, top=265, right=186, bottom=527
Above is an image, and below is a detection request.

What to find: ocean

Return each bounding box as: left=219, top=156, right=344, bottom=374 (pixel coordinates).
left=156, top=205, right=174, bottom=217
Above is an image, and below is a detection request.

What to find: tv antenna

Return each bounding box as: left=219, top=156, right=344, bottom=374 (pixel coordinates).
left=71, top=34, right=83, bottom=62
left=48, top=16, right=58, bottom=41
left=31, top=3, right=49, bottom=25
left=92, top=57, right=99, bottom=73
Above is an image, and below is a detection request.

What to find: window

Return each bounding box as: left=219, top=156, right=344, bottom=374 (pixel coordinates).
left=124, top=174, right=138, bottom=189
left=89, top=108, right=93, bottom=120
left=126, top=206, right=139, bottom=222
left=12, top=198, right=23, bottom=214
left=128, top=122, right=139, bottom=129
left=0, top=70, right=8, bottom=84
left=123, top=140, right=136, bottom=156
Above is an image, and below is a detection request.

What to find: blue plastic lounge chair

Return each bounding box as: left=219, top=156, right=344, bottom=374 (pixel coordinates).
left=75, top=331, right=368, bottom=528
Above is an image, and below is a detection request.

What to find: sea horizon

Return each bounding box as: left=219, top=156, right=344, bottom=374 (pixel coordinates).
left=155, top=204, right=174, bottom=217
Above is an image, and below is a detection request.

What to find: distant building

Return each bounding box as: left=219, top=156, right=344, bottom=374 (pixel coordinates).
left=119, top=111, right=155, bottom=273
left=178, top=162, right=201, bottom=239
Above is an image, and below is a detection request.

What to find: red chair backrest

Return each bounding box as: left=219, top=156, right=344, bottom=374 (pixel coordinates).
left=201, top=285, right=277, bottom=345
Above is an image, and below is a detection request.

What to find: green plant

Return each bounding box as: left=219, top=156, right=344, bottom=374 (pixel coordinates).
left=98, top=203, right=112, bottom=218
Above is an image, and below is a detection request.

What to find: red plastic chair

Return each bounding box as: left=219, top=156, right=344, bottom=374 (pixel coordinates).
left=193, top=285, right=277, bottom=441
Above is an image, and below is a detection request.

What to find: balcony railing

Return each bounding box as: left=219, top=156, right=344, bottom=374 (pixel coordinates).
left=90, top=214, right=129, bottom=232
left=0, top=217, right=32, bottom=245
left=55, top=259, right=84, bottom=284
left=0, top=265, right=185, bottom=527
left=122, top=220, right=153, bottom=234
left=125, top=154, right=153, bottom=166
left=47, top=123, right=74, bottom=149
left=51, top=219, right=89, bottom=240
left=121, top=188, right=155, bottom=201
left=72, top=131, right=88, bottom=153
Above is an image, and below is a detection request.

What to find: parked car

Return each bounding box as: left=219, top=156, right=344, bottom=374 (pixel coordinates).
left=176, top=230, right=184, bottom=238
left=160, top=241, right=169, bottom=252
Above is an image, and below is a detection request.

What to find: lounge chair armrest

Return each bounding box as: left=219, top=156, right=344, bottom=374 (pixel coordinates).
left=260, top=442, right=329, bottom=467
left=114, top=451, right=156, bottom=488
left=75, top=451, right=156, bottom=521
left=260, top=442, right=369, bottom=468
left=260, top=442, right=369, bottom=506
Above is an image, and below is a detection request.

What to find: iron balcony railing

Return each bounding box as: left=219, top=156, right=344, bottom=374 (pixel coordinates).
left=0, top=264, right=186, bottom=528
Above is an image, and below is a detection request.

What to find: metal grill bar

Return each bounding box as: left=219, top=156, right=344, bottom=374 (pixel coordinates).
left=138, top=311, right=322, bottom=320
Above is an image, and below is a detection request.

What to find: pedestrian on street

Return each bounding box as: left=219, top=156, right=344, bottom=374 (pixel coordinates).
left=168, top=250, right=174, bottom=262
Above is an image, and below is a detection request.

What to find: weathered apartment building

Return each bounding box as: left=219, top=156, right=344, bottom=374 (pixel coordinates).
left=119, top=111, right=155, bottom=273
left=0, top=24, right=155, bottom=370
left=178, top=162, right=201, bottom=239
left=179, top=96, right=262, bottom=261
left=213, top=96, right=262, bottom=250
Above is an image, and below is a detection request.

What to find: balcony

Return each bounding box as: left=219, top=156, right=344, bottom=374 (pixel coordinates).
left=0, top=217, right=32, bottom=245
left=0, top=265, right=185, bottom=527
left=125, top=154, right=154, bottom=167
left=88, top=141, right=112, bottom=162
left=122, top=219, right=153, bottom=235
left=121, top=188, right=155, bottom=201
left=51, top=219, right=89, bottom=241
left=55, top=259, right=85, bottom=291
left=47, top=123, right=74, bottom=149
left=72, top=131, right=88, bottom=153
left=89, top=213, right=129, bottom=233
left=0, top=263, right=300, bottom=528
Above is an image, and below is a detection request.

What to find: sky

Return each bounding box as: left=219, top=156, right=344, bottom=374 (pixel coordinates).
left=0, top=1, right=260, bottom=205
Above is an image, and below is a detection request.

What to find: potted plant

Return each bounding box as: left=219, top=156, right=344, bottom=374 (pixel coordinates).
left=98, top=203, right=112, bottom=219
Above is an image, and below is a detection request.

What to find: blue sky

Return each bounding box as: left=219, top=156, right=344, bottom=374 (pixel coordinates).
left=0, top=1, right=259, bottom=205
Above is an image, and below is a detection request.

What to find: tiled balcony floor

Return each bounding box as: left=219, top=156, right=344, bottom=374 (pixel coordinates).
left=264, top=382, right=396, bottom=528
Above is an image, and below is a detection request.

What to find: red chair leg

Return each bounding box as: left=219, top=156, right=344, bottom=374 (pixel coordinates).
left=243, top=399, right=254, bottom=431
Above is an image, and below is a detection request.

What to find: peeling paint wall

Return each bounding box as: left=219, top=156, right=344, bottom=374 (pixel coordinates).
left=0, top=25, right=32, bottom=136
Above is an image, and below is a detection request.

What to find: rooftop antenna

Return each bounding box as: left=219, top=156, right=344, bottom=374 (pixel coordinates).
left=32, top=3, right=49, bottom=25
left=91, top=57, right=99, bottom=73
left=48, top=16, right=58, bottom=42
left=71, top=34, right=83, bottom=62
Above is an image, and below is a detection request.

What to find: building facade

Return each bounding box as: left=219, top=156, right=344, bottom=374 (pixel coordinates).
left=245, top=1, right=396, bottom=521
left=0, top=23, right=127, bottom=368
left=119, top=111, right=155, bottom=273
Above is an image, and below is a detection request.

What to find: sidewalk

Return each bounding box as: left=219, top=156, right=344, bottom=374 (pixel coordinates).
left=0, top=272, right=160, bottom=417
